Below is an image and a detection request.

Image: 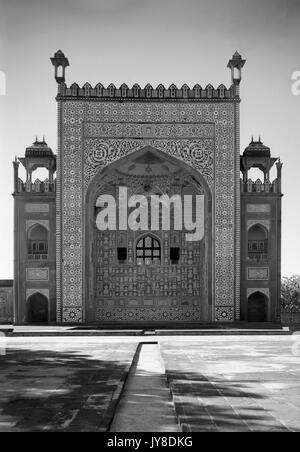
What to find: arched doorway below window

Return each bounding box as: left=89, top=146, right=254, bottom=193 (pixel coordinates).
left=247, top=292, right=268, bottom=322
left=27, top=293, right=48, bottom=324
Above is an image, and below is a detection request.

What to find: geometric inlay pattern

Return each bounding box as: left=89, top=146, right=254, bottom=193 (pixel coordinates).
left=84, top=138, right=214, bottom=189
left=97, top=307, right=202, bottom=322
left=60, top=100, right=236, bottom=322
left=247, top=267, right=269, bottom=280
left=26, top=268, right=49, bottom=281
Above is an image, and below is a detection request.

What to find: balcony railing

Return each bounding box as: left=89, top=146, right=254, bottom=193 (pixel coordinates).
left=248, top=253, right=269, bottom=261
left=241, top=179, right=280, bottom=194
left=16, top=178, right=56, bottom=194
left=28, top=254, right=48, bottom=261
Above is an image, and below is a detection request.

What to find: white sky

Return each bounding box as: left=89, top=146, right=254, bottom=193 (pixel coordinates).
left=0, top=0, right=299, bottom=278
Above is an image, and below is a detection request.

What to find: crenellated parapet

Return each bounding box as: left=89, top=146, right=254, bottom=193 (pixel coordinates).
left=57, top=82, right=235, bottom=101
left=51, top=50, right=245, bottom=101
left=16, top=177, right=56, bottom=194
left=240, top=178, right=280, bottom=194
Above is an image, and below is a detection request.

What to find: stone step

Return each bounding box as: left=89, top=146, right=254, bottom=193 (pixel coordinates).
left=2, top=327, right=291, bottom=337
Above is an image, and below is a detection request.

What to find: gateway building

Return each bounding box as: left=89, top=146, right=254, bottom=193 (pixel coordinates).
left=12, top=51, right=283, bottom=325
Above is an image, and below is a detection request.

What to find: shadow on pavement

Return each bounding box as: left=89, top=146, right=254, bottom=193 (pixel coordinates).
left=165, top=369, right=297, bottom=432
left=0, top=347, right=132, bottom=432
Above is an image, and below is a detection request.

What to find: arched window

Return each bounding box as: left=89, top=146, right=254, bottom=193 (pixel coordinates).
left=108, top=84, right=116, bottom=97
left=248, top=225, right=268, bottom=261
left=133, top=84, right=140, bottom=98
left=28, top=225, right=48, bottom=260
left=57, top=65, right=63, bottom=78
left=136, top=235, right=161, bottom=265
left=169, top=84, right=177, bottom=98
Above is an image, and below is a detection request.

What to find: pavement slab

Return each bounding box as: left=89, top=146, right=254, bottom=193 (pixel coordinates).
left=0, top=337, right=137, bottom=432
left=159, top=335, right=300, bottom=432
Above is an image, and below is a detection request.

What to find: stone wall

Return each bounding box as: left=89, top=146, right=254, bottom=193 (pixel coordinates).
left=281, top=312, right=300, bottom=324
left=0, top=281, right=13, bottom=324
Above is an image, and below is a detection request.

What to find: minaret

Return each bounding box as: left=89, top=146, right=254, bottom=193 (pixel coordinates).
left=227, top=51, right=246, bottom=84
left=240, top=138, right=277, bottom=185
left=18, top=138, right=56, bottom=191
left=13, top=156, right=20, bottom=193
left=50, top=51, right=69, bottom=324
left=240, top=138, right=283, bottom=323
left=12, top=139, right=57, bottom=325
left=50, top=50, right=69, bottom=84
left=227, top=52, right=246, bottom=322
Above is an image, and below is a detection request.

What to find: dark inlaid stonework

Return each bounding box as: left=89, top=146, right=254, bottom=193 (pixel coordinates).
left=60, top=100, right=236, bottom=323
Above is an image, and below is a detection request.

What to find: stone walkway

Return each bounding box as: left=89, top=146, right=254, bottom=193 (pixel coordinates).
left=1, top=335, right=300, bottom=432
left=110, top=343, right=180, bottom=432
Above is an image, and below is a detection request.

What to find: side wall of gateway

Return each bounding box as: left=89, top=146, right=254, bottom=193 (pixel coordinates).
left=0, top=281, right=13, bottom=324
left=14, top=194, right=56, bottom=324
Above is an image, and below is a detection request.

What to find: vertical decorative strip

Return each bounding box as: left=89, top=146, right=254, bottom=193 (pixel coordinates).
left=56, top=98, right=63, bottom=322
left=234, top=87, right=241, bottom=320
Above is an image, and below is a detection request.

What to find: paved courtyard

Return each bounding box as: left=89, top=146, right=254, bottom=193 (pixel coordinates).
left=0, top=335, right=300, bottom=432
left=161, top=335, right=300, bottom=432
left=0, top=337, right=137, bottom=432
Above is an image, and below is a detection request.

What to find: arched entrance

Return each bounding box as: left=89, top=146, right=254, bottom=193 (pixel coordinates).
left=27, top=293, right=48, bottom=324
left=247, top=292, right=268, bottom=322
left=84, top=146, right=212, bottom=324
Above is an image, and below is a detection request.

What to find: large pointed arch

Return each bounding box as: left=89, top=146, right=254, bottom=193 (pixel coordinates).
left=83, top=145, right=213, bottom=324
